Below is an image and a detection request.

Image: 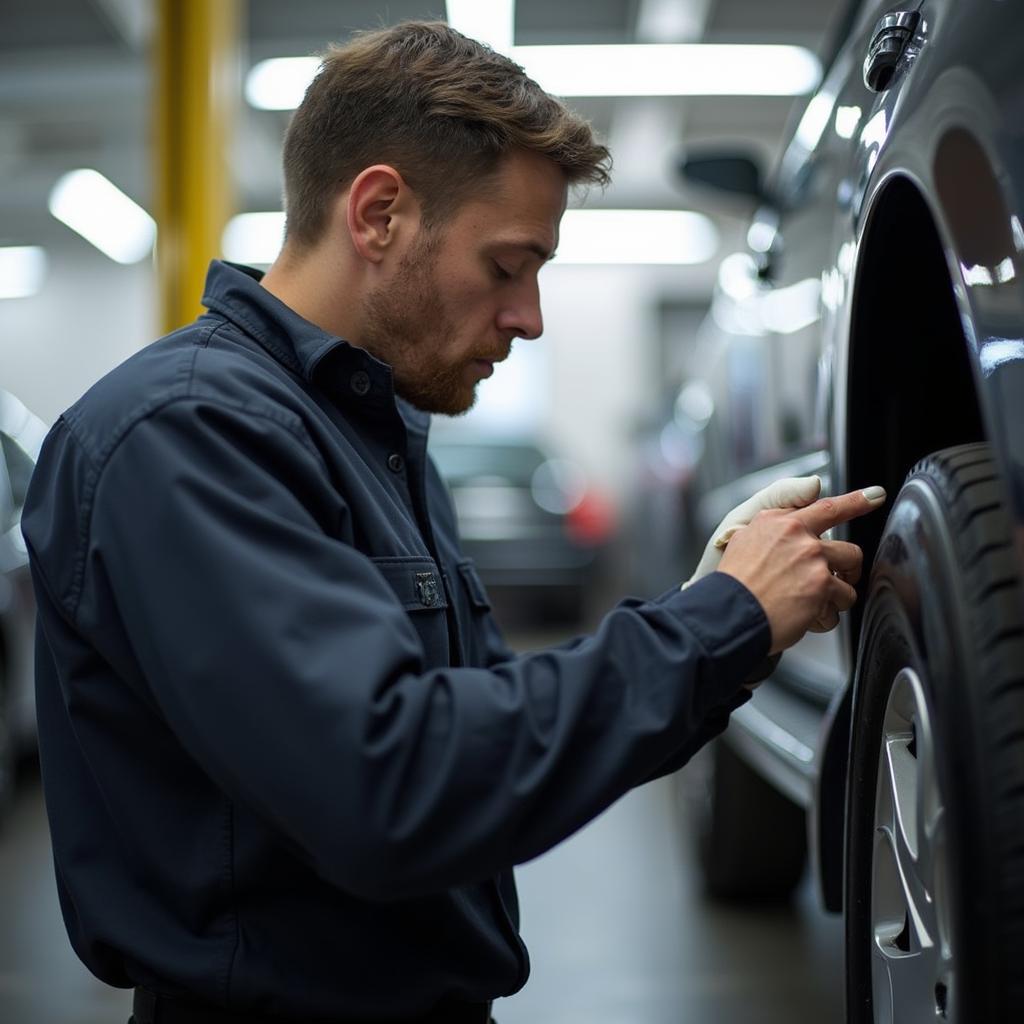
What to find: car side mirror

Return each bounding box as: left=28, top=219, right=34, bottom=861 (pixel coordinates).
left=679, top=152, right=767, bottom=204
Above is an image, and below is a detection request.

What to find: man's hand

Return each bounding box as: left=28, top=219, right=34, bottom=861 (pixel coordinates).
left=717, top=487, right=886, bottom=655
left=682, top=476, right=823, bottom=589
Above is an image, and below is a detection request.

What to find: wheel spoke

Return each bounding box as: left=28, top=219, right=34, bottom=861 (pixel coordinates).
left=910, top=674, right=943, bottom=902
left=884, top=735, right=938, bottom=951
left=871, top=938, right=895, bottom=1024
left=871, top=668, right=952, bottom=1021
left=875, top=932, right=945, bottom=1024
left=873, top=826, right=946, bottom=1022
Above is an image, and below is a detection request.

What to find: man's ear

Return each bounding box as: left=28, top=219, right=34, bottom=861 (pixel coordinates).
left=345, top=165, right=419, bottom=264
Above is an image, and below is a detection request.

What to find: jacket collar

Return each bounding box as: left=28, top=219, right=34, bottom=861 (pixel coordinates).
left=200, top=260, right=429, bottom=437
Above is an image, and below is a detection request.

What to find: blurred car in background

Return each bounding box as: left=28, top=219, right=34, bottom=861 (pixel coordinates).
left=0, top=390, right=45, bottom=828
left=623, top=381, right=716, bottom=598
left=675, top=0, right=1024, bottom=1020
left=429, top=436, right=615, bottom=625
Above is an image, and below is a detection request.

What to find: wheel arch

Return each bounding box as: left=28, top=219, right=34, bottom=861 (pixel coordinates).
left=816, top=173, right=987, bottom=912
left=845, top=173, right=987, bottom=579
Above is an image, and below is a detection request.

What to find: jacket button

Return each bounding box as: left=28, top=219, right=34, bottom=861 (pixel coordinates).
left=350, top=371, right=371, bottom=396
left=387, top=453, right=404, bottom=473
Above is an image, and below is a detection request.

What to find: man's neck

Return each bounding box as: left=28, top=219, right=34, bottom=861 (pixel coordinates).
left=261, top=249, right=362, bottom=344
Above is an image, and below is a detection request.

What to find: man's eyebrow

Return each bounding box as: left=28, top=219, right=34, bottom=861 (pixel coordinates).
left=494, top=240, right=557, bottom=263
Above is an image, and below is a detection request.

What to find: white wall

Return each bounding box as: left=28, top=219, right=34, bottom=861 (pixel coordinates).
left=457, top=261, right=720, bottom=508
left=0, top=249, right=156, bottom=426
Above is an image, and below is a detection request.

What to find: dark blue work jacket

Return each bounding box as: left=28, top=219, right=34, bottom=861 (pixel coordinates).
left=22, top=260, right=771, bottom=1020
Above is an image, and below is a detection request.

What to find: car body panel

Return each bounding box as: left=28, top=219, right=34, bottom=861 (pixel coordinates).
left=697, top=0, right=1024, bottom=694
left=837, top=0, right=1024, bottom=521
left=0, top=390, right=44, bottom=757
left=685, top=0, right=1024, bottom=908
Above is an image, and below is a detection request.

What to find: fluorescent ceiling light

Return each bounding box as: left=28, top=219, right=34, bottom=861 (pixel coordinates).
left=222, top=212, right=286, bottom=264
left=48, top=169, right=155, bottom=264
left=245, top=43, right=820, bottom=110
left=245, top=57, right=319, bottom=110
left=0, top=246, right=48, bottom=300
left=558, top=209, right=718, bottom=265
left=445, top=0, right=514, bottom=54
left=222, top=209, right=717, bottom=267
left=636, top=0, right=712, bottom=43
left=514, top=44, right=820, bottom=97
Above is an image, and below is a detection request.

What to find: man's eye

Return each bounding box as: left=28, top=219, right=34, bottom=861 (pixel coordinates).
left=492, top=262, right=512, bottom=281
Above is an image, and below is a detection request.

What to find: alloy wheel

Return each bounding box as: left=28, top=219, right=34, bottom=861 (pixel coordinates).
left=870, top=667, right=954, bottom=1023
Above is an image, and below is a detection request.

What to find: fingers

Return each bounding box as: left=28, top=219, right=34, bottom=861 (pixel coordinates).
left=810, top=604, right=840, bottom=633
left=808, top=575, right=858, bottom=634
left=823, top=539, right=863, bottom=585
left=827, top=574, right=859, bottom=613
left=715, top=475, right=823, bottom=549
left=791, top=486, right=886, bottom=536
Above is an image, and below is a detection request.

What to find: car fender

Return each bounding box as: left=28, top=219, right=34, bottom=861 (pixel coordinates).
left=816, top=0, right=1024, bottom=909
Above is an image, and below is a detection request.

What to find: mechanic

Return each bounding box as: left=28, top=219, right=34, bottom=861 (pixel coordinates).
left=21, top=21, right=885, bottom=1024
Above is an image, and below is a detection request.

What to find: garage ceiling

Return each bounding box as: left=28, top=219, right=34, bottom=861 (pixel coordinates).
left=0, top=0, right=847, bottom=254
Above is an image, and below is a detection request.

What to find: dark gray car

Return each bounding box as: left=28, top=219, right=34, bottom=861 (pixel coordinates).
left=428, top=436, right=614, bottom=623
left=679, top=1, right=1024, bottom=1019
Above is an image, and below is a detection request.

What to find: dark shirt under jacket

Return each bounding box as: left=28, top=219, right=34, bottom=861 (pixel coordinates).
left=22, top=261, right=771, bottom=1020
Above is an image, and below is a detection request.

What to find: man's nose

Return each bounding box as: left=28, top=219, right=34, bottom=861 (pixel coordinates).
left=497, top=281, right=543, bottom=341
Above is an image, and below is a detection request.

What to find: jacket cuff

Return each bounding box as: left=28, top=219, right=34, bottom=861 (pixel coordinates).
left=654, top=571, right=772, bottom=706
left=744, top=651, right=782, bottom=687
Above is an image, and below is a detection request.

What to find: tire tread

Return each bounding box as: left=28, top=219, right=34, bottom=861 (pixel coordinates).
left=850, top=443, right=1024, bottom=1020
left=913, top=444, right=1024, bottom=1016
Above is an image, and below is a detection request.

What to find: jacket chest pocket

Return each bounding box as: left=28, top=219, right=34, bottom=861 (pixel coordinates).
left=452, top=558, right=496, bottom=666
left=370, top=556, right=451, bottom=669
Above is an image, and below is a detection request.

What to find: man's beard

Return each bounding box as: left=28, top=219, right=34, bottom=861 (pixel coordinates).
left=361, top=234, right=478, bottom=416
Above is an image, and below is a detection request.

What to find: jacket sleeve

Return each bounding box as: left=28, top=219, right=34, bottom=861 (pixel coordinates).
left=79, top=400, right=771, bottom=902
left=636, top=687, right=751, bottom=784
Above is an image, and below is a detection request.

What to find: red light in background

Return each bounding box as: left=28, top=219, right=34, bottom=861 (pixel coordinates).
left=565, top=491, right=616, bottom=545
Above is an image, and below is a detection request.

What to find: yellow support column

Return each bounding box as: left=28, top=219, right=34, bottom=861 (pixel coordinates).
left=154, top=0, right=241, bottom=334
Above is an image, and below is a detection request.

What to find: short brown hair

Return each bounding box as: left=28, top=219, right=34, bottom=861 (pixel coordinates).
left=281, top=21, right=611, bottom=248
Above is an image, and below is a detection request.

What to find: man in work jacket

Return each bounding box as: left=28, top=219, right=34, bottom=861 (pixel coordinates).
left=22, top=21, right=880, bottom=1024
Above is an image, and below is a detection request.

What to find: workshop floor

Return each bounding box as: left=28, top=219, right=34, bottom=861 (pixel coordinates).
left=0, top=618, right=844, bottom=1024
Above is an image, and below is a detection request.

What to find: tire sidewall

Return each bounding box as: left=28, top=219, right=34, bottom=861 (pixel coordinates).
left=845, top=478, right=981, bottom=1022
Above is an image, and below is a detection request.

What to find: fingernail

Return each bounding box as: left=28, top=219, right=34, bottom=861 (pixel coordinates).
left=862, top=486, right=886, bottom=504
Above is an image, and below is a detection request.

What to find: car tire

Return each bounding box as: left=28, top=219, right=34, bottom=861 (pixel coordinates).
left=845, top=443, right=1024, bottom=1022
left=696, top=738, right=807, bottom=900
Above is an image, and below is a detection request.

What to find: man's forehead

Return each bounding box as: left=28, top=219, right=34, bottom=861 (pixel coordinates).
left=453, top=188, right=562, bottom=259
left=461, top=182, right=565, bottom=260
